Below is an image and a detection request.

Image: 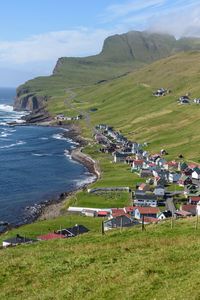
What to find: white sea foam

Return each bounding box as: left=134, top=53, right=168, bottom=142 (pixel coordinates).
left=0, top=140, right=26, bottom=149
left=64, top=149, right=71, bottom=159
left=52, top=133, right=67, bottom=141
left=73, top=175, right=96, bottom=188
left=0, top=104, right=14, bottom=112
left=39, top=137, right=49, bottom=140
left=32, top=153, right=53, bottom=157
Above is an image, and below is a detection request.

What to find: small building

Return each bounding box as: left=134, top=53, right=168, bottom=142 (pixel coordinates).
left=104, top=215, right=136, bottom=231
left=194, top=98, right=200, bottom=104
left=138, top=183, right=150, bottom=192
left=134, top=207, right=160, bottom=219
left=168, top=172, right=181, bottom=183
left=134, top=193, right=158, bottom=207
left=131, top=160, right=144, bottom=171
left=178, top=162, right=188, bottom=172
left=181, top=204, right=196, bottom=216
left=113, top=152, right=128, bottom=163
left=174, top=210, right=192, bottom=217
left=139, top=169, right=153, bottom=178
left=56, top=225, right=89, bottom=237
left=38, top=233, right=65, bottom=241
left=192, top=168, right=200, bottom=180
left=154, top=186, right=165, bottom=197
left=188, top=196, right=200, bottom=205
left=3, top=234, right=37, bottom=247
left=158, top=210, right=172, bottom=220
left=178, top=175, right=192, bottom=187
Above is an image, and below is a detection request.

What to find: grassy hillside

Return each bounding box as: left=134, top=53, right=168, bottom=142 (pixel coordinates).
left=47, top=51, right=200, bottom=162
left=15, top=31, right=200, bottom=109
left=1, top=218, right=200, bottom=299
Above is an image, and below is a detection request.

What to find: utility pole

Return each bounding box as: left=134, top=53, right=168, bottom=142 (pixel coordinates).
left=171, top=214, right=174, bottom=229
left=195, top=211, right=199, bottom=230
left=101, top=221, right=105, bottom=235
left=142, top=215, right=145, bottom=231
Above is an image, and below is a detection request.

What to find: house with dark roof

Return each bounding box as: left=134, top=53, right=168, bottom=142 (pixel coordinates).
left=104, top=215, right=137, bottom=231
left=134, top=193, right=158, bottom=207
left=56, top=224, right=89, bottom=237
left=158, top=210, right=172, bottom=220
left=3, top=234, right=37, bottom=247
left=178, top=175, right=192, bottom=187
left=192, top=168, right=200, bottom=180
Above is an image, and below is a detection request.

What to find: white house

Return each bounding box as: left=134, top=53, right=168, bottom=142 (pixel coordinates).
left=196, top=202, right=200, bottom=216
left=134, top=207, right=160, bottom=219
left=192, top=168, right=200, bottom=180
left=154, top=186, right=165, bottom=197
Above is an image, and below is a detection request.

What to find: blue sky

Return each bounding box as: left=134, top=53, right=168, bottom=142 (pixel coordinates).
left=0, top=0, right=200, bottom=86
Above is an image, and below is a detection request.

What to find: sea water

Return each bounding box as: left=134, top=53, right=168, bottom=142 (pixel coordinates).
left=0, top=87, right=94, bottom=226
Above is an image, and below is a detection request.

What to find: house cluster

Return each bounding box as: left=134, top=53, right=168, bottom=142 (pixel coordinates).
left=2, top=224, right=89, bottom=248
left=178, top=95, right=200, bottom=105
left=55, top=114, right=83, bottom=121
left=94, top=124, right=200, bottom=225
left=152, top=88, right=170, bottom=97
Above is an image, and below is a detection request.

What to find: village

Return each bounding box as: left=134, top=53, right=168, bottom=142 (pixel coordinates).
left=4, top=119, right=200, bottom=248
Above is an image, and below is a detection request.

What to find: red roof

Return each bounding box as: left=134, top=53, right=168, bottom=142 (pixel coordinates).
left=175, top=210, right=192, bottom=217
left=138, top=183, right=149, bottom=190
left=133, top=160, right=144, bottom=165
left=182, top=204, right=196, bottom=212
left=136, top=207, right=160, bottom=214
left=188, top=163, right=199, bottom=170
left=38, top=233, right=65, bottom=240
left=124, top=206, right=135, bottom=213
left=190, top=196, right=200, bottom=202
left=111, top=208, right=125, bottom=217
left=98, top=211, right=109, bottom=216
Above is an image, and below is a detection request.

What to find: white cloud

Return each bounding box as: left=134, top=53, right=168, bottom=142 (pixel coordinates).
left=101, top=0, right=166, bottom=23
left=0, top=28, right=113, bottom=65
left=148, top=2, right=200, bottom=38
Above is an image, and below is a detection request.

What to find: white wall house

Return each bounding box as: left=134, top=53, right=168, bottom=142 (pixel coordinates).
left=192, top=169, right=200, bottom=180
left=154, top=186, right=165, bottom=196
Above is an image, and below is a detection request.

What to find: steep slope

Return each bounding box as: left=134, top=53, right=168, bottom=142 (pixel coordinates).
left=14, top=31, right=200, bottom=111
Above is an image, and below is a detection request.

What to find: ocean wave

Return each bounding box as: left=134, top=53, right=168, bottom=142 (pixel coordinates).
left=32, top=153, right=53, bottom=157
left=39, top=137, right=49, bottom=140
left=52, top=133, right=79, bottom=146
left=0, top=104, right=14, bottom=112
left=0, top=140, right=26, bottom=149
left=73, top=174, right=96, bottom=188
left=64, top=149, right=72, bottom=159
left=52, top=133, right=67, bottom=141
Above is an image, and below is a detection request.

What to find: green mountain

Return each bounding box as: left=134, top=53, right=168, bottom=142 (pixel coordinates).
left=14, top=31, right=200, bottom=111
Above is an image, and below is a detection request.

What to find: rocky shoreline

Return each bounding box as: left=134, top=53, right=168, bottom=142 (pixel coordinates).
left=13, top=122, right=100, bottom=226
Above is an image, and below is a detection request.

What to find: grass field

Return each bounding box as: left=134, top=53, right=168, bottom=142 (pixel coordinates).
left=1, top=218, right=200, bottom=299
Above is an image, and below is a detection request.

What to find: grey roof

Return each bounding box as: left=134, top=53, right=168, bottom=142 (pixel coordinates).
left=3, top=234, right=37, bottom=245
left=56, top=225, right=89, bottom=237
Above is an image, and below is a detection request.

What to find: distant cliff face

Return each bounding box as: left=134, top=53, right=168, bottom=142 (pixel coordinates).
left=14, top=30, right=200, bottom=112
left=14, top=86, right=47, bottom=111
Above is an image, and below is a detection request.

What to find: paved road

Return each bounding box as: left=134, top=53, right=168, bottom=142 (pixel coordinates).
left=165, top=197, right=176, bottom=214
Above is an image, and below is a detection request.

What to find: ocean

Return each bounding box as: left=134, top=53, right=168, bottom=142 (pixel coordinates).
left=0, top=87, right=94, bottom=227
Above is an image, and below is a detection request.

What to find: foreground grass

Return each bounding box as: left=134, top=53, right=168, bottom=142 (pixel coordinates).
left=1, top=218, right=200, bottom=299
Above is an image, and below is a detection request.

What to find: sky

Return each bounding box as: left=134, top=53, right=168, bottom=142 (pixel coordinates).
left=0, top=0, right=200, bottom=87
